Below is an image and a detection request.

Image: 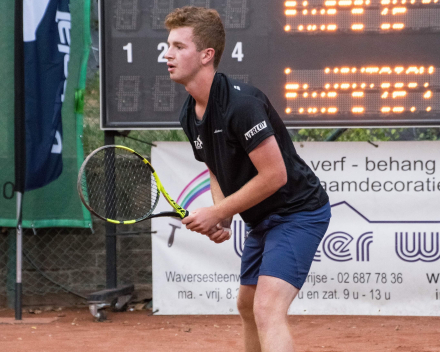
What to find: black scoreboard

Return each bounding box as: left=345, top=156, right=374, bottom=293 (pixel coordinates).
left=99, top=0, right=440, bottom=129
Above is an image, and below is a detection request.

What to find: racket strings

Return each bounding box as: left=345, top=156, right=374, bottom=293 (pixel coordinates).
left=80, top=147, right=159, bottom=221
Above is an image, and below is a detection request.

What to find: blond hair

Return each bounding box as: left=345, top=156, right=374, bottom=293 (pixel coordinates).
left=165, top=7, right=225, bottom=69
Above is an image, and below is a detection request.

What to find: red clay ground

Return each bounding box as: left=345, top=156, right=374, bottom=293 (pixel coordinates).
left=0, top=307, right=439, bottom=352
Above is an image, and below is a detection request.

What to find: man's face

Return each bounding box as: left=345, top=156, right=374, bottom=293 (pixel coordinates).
left=165, top=27, right=203, bottom=85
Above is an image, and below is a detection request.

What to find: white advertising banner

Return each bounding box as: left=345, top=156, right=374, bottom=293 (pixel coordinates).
left=152, top=141, right=440, bottom=316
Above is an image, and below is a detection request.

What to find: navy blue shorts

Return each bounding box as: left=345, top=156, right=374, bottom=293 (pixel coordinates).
left=240, top=202, right=331, bottom=289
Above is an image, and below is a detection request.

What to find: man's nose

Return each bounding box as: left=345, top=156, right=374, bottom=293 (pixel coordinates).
left=164, top=46, right=173, bottom=59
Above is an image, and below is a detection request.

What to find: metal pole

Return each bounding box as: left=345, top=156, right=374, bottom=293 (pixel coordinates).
left=14, top=0, right=26, bottom=320
left=15, top=193, right=23, bottom=320
left=7, top=229, right=16, bottom=309
left=104, top=131, right=117, bottom=288
left=325, top=128, right=348, bottom=142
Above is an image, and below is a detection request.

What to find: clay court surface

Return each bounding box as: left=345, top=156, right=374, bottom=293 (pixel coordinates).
left=0, top=307, right=439, bottom=352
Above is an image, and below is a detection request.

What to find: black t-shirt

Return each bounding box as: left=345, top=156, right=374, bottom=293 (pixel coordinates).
left=179, top=73, right=329, bottom=227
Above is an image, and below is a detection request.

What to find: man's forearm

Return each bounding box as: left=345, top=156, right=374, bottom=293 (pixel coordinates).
left=212, top=136, right=287, bottom=222
left=183, top=137, right=286, bottom=234
left=213, top=171, right=284, bottom=221
left=209, top=169, right=225, bottom=205
left=209, top=169, right=233, bottom=227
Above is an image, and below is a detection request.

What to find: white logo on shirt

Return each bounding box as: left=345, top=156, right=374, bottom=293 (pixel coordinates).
left=214, top=129, right=223, bottom=134
left=234, top=85, right=241, bottom=91
left=244, top=121, right=267, bottom=141
left=194, top=135, right=203, bottom=149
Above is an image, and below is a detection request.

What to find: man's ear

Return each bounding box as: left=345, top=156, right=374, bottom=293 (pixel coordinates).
left=201, top=48, right=215, bottom=66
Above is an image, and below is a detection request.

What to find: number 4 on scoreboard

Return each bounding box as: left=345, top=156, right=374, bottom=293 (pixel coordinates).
left=232, top=42, right=243, bottom=62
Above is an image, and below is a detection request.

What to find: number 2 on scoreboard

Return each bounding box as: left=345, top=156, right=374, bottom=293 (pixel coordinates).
left=157, top=42, right=168, bottom=63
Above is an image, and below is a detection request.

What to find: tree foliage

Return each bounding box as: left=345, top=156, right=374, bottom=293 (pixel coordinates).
left=289, top=128, right=440, bottom=142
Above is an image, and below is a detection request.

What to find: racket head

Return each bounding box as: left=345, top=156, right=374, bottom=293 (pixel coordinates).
left=77, top=145, right=160, bottom=224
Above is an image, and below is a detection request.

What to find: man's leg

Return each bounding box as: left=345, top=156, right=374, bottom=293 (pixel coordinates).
left=237, top=284, right=261, bottom=352
left=253, top=275, right=299, bottom=352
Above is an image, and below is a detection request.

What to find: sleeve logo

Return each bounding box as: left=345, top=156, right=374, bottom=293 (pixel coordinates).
left=244, top=121, right=267, bottom=141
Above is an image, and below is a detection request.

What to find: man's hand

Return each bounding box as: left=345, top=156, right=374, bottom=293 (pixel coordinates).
left=182, top=206, right=233, bottom=243
left=207, top=224, right=232, bottom=243
left=182, top=206, right=222, bottom=235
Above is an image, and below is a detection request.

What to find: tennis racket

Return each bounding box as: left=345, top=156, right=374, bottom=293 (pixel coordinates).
left=77, top=145, right=189, bottom=224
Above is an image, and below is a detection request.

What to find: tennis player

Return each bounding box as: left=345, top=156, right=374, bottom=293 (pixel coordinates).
left=164, top=7, right=331, bottom=352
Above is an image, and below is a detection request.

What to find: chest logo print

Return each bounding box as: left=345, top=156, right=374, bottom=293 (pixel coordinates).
left=214, top=129, right=223, bottom=134
left=244, top=121, right=267, bottom=141
left=194, top=135, right=203, bottom=150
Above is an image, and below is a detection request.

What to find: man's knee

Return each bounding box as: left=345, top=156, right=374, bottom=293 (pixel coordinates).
left=253, top=297, right=276, bottom=331
left=237, top=285, right=256, bottom=321
left=253, top=276, right=299, bottom=330
left=237, top=297, right=253, bottom=319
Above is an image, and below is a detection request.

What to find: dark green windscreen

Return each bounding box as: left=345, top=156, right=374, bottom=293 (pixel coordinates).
left=0, top=0, right=92, bottom=228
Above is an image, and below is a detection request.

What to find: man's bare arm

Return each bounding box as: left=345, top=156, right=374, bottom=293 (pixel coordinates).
left=205, top=169, right=233, bottom=243
left=209, top=168, right=225, bottom=205
left=183, top=136, right=287, bottom=234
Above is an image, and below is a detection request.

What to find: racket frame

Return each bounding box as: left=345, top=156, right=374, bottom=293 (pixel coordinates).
left=78, top=145, right=188, bottom=224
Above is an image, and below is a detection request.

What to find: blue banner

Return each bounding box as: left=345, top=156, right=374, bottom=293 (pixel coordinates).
left=23, top=0, right=70, bottom=191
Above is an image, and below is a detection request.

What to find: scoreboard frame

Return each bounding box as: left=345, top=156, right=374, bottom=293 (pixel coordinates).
left=99, top=0, right=440, bottom=129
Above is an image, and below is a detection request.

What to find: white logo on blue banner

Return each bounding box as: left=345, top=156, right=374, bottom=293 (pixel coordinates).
left=23, top=0, right=51, bottom=42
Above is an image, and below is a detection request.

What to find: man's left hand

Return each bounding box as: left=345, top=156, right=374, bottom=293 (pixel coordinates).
left=207, top=224, right=232, bottom=243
